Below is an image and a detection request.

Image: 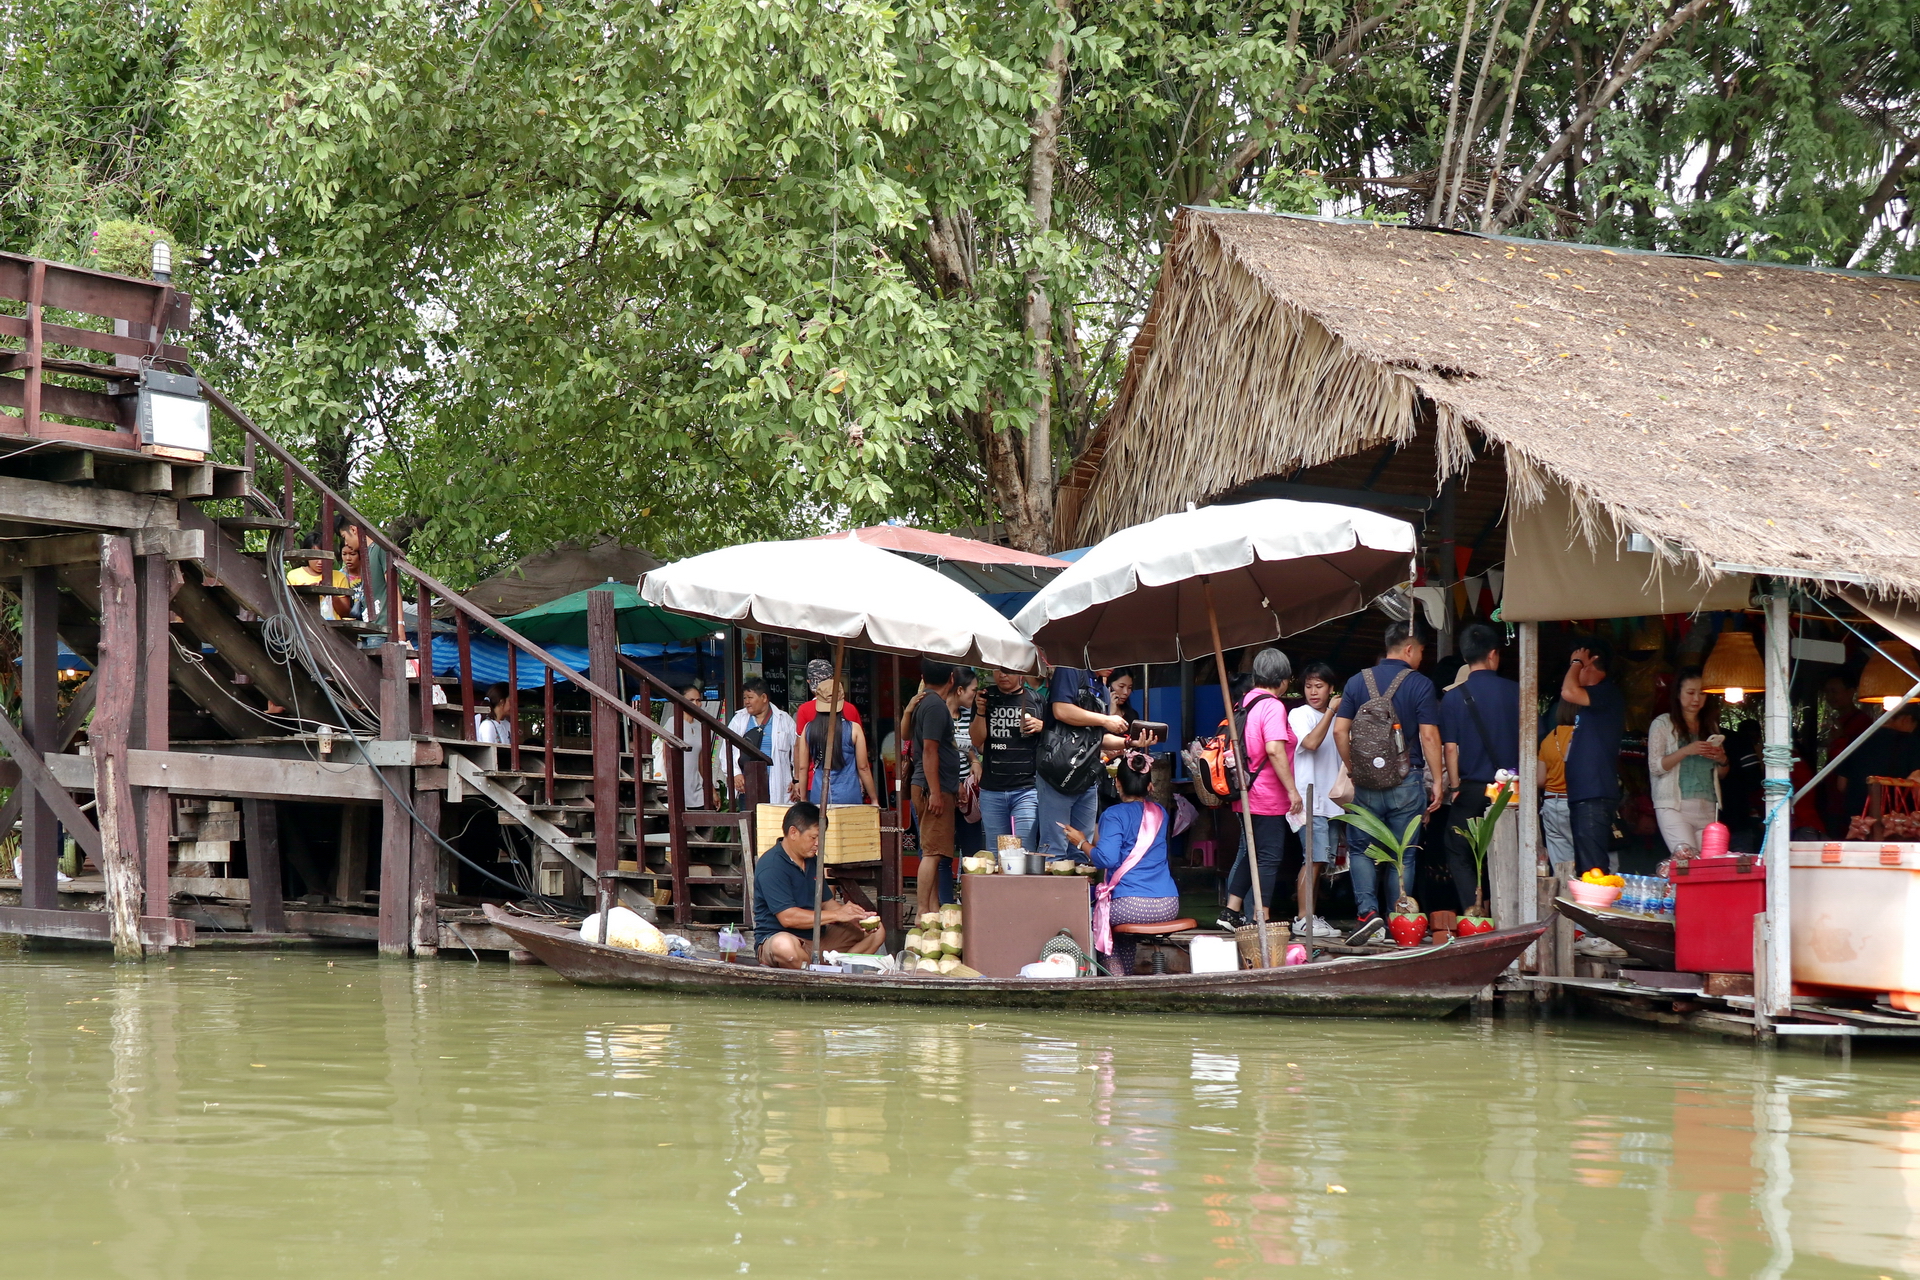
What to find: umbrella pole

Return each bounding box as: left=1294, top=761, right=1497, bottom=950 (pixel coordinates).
left=811, top=639, right=846, bottom=963
left=1302, top=783, right=1315, bottom=960
left=1203, top=577, right=1270, bottom=968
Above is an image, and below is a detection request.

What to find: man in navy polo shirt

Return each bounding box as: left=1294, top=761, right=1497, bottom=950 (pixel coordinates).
left=1333, top=620, right=1443, bottom=943
left=1440, top=623, right=1520, bottom=913
left=752, top=803, right=885, bottom=968
left=1558, top=636, right=1625, bottom=876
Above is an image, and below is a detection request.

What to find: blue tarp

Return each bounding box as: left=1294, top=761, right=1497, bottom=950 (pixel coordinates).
left=419, top=632, right=721, bottom=691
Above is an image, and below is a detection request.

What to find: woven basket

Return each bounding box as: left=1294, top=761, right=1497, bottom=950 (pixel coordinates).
left=1234, top=921, right=1290, bottom=969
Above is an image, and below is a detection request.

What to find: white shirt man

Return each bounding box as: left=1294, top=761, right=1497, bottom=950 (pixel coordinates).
left=726, top=678, right=797, bottom=804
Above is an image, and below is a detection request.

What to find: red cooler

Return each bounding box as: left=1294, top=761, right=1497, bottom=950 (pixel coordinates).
left=1673, top=852, right=1766, bottom=973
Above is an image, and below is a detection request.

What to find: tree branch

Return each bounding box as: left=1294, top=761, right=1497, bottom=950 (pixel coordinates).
left=1492, top=0, right=1717, bottom=230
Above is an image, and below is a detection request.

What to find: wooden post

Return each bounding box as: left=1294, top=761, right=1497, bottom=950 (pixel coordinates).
left=542, top=666, right=556, bottom=802
left=810, top=640, right=845, bottom=960
left=668, top=701, right=690, bottom=927
left=1517, top=620, right=1541, bottom=876
left=377, top=641, right=411, bottom=957
left=456, top=610, right=475, bottom=741
left=136, top=553, right=173, bottom=921
left=410, top=784, right=441, bottom=956
left=18, top=565, right=59, bottom=910
left=1760, top=589, right=1793, bottom=1018
left=21, top=261, right=44, bottom=434
left=507, top=645, right=521, bottom=774
left=1302, top=783, right=1317, bottom=958
left=416, top=582, right=434, bottom=733
left=94, top=535, right=144, bottom=960
left=242, top=800, right=287, bottom=933
left=882, top=652, right=904, bottom=946
left=1204, top=577, right=1270, bottom=965
left=742, top=758, right=767, bottom=936
left=336, top=805, right=369, bottom=903
left=589, top=588, right=619, bottom=936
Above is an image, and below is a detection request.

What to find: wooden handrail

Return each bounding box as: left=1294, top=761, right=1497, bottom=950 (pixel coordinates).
left=617, top=652, right=770, bottom=765
left=202, top=385, right=689, bottom=751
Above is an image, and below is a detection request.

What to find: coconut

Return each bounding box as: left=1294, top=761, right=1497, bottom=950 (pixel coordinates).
left=914, top=958, right=941, bottom=973
left=936, top=956, right=962, bottom=975
left=940, top=930, right=963, bottom=954
left=938, top=905, right=963, bottom=930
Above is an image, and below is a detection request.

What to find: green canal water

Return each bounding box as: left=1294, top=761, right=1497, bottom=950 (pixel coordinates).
left=3, top=947, right=1918, bottom=1279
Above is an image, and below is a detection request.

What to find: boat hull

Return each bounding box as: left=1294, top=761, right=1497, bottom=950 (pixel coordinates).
left=1553, top=895, right=1676, bottom=971
left=483, top=907, right=1549, bottom=1017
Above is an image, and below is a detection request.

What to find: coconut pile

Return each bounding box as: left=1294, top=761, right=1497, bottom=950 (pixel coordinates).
left=903, top=905, right=980, bottom=977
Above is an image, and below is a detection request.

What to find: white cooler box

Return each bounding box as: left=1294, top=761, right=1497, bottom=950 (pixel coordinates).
left=1789, top=841, right=1920, bottom=1008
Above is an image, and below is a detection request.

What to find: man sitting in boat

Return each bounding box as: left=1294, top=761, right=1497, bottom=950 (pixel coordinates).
left=753, top=802, right=886, bottom=968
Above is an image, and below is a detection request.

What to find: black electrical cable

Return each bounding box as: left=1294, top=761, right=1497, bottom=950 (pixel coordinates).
left=259, top=529, right=575, bottom=914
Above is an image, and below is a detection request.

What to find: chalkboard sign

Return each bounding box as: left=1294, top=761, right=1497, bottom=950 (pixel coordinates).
left=761, top=633, right=790, bottom=711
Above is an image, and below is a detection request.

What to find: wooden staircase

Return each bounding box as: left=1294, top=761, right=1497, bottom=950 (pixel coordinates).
left=0, top=248, right=771, bottom=956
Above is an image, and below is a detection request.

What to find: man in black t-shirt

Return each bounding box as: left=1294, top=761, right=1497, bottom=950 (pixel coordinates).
left=911, top=659, right=961, bottom=915
left=971, top=667, right=1044, bottom=849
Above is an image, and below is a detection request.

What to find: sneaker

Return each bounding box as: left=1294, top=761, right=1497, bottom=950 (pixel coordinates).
left=1574, top=936, right=1628, bottom=959
left=1296, top=915, right=1340, bottom=939
left=1345, top=913, right=1386, bottom=946
left=1216, top=907, right=1249, bottom=931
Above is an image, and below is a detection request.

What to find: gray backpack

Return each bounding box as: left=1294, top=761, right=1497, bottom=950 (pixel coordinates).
left=1348, top=667, right=1413, bottom=790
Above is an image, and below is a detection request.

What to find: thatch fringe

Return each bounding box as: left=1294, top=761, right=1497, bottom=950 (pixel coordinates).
left=1063, top=209, right=1920, bottom=600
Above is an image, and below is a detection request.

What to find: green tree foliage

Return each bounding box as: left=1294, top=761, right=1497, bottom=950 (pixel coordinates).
left=2, top=0, right=1915, bottom=580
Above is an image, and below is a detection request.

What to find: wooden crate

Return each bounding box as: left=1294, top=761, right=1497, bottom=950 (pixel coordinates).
left=755, top=803, right=882, bottom=865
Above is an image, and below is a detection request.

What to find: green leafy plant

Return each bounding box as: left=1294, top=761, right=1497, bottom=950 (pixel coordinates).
left=1451, top=782, right=1514, bottom=917
left=1332, top=803, right=1424, bottom=912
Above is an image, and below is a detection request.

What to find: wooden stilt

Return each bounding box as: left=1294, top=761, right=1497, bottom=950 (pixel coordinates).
left=18, top=565, right=59, bottom=909
left=416, top=582, right=435, bottom=733
left=410, top=785, right=441, bottom=955
left=94, top=535, right=144, bottom=960
left=136, top=553, right=173, bottom=921
left=377, top=641, right=412, bottom=957
left=242, top=800, right=287, bottom=933
left=589, top=588, right=619, bottom=940
left=667, top=701, right=690, bottom=927
left=336, top=805, right=369, bottom=903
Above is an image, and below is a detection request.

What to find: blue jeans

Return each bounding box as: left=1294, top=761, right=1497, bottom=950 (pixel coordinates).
left=1348, top=769, right=1427, bottom=917
left=979, top=786, right=1037, bottom=850
left=1035, top=775, right=1099, bottom=859
left=1571, top=797, right=1615, bottom=876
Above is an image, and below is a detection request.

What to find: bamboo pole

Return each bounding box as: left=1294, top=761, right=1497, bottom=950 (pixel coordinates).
left=1760, top=590, right=1792, bottom=1018
left=811, top=640, right=847, bottom=962
left=1203, top=577, right=1269, bottom=966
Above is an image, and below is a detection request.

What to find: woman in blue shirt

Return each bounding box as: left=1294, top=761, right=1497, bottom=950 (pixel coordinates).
left=1062, top=750, right=1176, bottom=975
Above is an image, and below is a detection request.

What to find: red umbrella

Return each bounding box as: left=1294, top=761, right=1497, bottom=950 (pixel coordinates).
left=815, top=525, right=1069, bottom=593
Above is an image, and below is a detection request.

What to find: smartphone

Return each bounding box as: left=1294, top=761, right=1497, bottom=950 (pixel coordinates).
left=1708, top=734, right=1726, bottom=746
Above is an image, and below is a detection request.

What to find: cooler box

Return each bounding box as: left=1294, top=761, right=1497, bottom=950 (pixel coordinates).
left=1789, top=841, right=1920, bottom=1006
left=1673, top=853, right=1766, bottom=974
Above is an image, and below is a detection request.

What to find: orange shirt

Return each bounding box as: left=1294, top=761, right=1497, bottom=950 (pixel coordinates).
left=1538, top=726, right=1575, bottom=795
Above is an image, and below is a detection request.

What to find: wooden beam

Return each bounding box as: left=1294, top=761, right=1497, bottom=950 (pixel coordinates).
left=0, top=675, right=93, bottom=837
left=44, top=748, right=381, bottom=802
left=93, top=534, right=145, bottom=958
left=335, top=805, right=369, bottom=904
left=448, top=754, right=594, bottom=878
left=0, top=527, right=200, bottom=574
left=242, top=799, right=287, bottom=934
left=174, top=506, right=380, bottom=711
left=0, top=905, right=193, bottom=948
left=410, top=786, right=441, bottom=955
left=377, top=642, right=411, bottom=957
left=95, top=459, right=172, bottom=495
left=0, top=704, right=103, bottom=864
left=19, top=565, right=60, bottom=907
left=9, top=450, right=94, bottom=484
left=170, top=463, right=214, bottom=500
left=0, top=473, right=179, bottom=531
left=170, top=578, right=326, bottom=714
left=137, top=552, right=172, bottom=920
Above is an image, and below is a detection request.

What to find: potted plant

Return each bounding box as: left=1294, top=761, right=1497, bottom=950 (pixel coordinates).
left=1451, top=782, right=1514, bottom=936
left=1332, top=804, right=1427, bottom=945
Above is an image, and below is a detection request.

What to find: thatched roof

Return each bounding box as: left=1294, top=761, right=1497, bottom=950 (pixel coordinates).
left=1061, top=209, right=1920, bottom=599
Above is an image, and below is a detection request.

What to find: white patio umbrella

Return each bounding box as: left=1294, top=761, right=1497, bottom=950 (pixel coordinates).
left=1013, top=500, right=1417, bottom=964
left=643, top=534, right=1039, bottom=960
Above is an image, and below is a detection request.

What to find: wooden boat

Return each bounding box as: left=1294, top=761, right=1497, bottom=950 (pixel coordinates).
left=483, top=905, right=1550, bottom=1017
left=1553, top=895, right=1676, bottom=971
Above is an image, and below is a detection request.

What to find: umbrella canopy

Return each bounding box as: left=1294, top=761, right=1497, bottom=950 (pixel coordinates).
left=500, top=581, right=718, bottom=646
left=641, top=535, right=1038, bottom=670
left=816, top=524, right=1071, bottom=593
left=461, top=538, right=663, bottom=617
left=1014, top=500, right=1416, bottom=667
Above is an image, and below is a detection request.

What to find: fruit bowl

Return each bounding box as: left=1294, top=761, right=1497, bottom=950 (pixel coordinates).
left=1567, top=880, right=1623, bottom=908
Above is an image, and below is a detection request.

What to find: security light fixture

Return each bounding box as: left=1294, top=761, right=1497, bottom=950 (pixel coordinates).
left=135, top=369, right=211, bottom=454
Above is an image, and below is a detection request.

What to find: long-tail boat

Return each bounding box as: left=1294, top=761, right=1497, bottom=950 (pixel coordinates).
left=1552, top=895, right=1677, bottom=971
left=483, top=906, right=1549, bottom=1017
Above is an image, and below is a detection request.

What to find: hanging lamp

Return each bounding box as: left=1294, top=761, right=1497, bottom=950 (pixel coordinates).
left=1701, top=628, right=1765, bottom=704
left=1857, top=641, right=1919, bottom=712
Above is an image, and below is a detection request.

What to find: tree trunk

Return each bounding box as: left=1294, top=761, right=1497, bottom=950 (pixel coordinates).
left=1427, top=0, right=1481, bottom=225
left=1017, top=4, right=1071, bottom=554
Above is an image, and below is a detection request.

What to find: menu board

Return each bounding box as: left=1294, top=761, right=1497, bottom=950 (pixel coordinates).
left=760, top=633, right=790, bottom=711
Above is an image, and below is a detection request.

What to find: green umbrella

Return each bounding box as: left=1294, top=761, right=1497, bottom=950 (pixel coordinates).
left=498, top=581, right=717, bottom=645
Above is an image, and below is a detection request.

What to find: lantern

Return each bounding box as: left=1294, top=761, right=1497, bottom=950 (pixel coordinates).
left=1701, top=628, right=1765, bottom=704
left=1857, top=641, right=1919, bottom=712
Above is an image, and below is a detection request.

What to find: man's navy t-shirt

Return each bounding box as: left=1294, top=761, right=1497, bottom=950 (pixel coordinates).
left=752, top=840, right=820, bottom=945
left=1045, top=668, right=1109, bottom=727
left=1335, top=658, right=1441, bottom=771
left=1441, top=669, right=1520, bottom=782
left=1565, top=679, right=1626, bottom=803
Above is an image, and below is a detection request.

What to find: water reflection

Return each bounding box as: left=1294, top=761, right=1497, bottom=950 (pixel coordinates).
left=1, top=951, right=1918, bottom=1277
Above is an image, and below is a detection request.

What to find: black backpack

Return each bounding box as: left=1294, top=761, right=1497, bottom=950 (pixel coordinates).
left=1036, top=679, right=1107, bottom=795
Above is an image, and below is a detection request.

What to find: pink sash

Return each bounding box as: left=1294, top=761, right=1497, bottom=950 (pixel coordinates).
left=1092, top=802, right=1165, bottom=956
